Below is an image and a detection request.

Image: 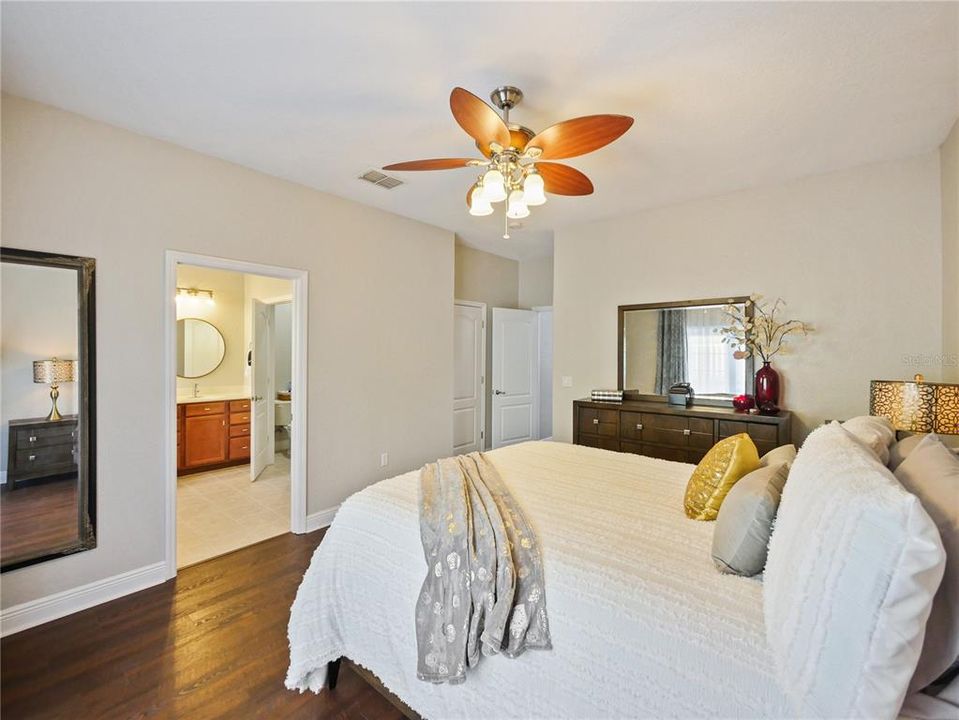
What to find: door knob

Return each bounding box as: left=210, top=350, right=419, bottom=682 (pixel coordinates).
left=493, top=390, right=506, bottom=395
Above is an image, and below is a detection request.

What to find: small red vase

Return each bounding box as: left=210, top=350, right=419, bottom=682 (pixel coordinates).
left=755, top=361, right=780, bottom=414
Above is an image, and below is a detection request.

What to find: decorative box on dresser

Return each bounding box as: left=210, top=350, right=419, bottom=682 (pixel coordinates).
left=177, top=398, right=252, bottom=475
left=573, top=399, right=792, bottom=462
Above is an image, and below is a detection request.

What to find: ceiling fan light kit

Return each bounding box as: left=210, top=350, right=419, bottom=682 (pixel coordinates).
left=383, top=85, right=633, bottom=239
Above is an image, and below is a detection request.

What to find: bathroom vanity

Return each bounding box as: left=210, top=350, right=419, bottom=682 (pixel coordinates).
left=176, top=397, right=251, bottom=475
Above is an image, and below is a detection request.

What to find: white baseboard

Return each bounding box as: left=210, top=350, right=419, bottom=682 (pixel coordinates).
left=541, top=436, right=554, bottom=442
left=1, top=561, right=167, bottom=637
left=305, top=505, right=340, bottom=533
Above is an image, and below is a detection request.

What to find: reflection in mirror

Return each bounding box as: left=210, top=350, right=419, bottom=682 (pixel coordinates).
left=620, top=299, right=752, bottom=401
left=176, top=318, right=226, bottom=378
left=0, top=248, right=96, bottom=571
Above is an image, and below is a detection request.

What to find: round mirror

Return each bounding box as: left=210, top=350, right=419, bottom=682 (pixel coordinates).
left=176, top=318, right=226, bottom=378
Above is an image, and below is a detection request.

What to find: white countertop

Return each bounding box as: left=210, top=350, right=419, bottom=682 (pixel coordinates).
left=176, top=393, right=249, bottom=404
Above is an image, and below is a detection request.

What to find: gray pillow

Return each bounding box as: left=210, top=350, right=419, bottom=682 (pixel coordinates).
left=888, top=433, right=925, bottom=471
left=895, top=433, right=959, bottom=692
left=760, top=444, right=797, bottom=468
left=711, top=462, right=789, bottom=576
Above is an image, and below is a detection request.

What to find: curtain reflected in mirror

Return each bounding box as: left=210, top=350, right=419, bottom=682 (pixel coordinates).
left=620, top=298, right=753, bottom=404
left=0, top=248, right=96, bottom=571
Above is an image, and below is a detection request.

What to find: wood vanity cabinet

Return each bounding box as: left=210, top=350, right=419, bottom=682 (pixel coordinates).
left=177, top=399, right=251, bottom=475
left=573, top=399, right=791, bottom=463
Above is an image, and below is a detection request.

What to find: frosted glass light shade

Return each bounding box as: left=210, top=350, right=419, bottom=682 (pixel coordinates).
left=481, top=169, right=507, bottom=202
left=506, top=190, right=530, bottom=219
left=523, top=171, right=546, bottom=206
left=469, top=186, right=494, bottom=216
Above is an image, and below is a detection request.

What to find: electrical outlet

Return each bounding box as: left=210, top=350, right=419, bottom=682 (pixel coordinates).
left=380, top=452, right=389, bottom=467
left=561, top=376, right=573, bottom=388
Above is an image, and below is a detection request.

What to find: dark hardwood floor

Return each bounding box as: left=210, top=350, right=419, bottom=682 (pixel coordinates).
left=1, top=530, right=403, bottom=720
left=1, top=477, right=79, bottom=565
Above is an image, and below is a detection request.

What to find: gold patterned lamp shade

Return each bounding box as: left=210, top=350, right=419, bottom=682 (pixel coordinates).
left=33, top=357, right=76, bottom=421
left=870, top=375, right=959, bottom=435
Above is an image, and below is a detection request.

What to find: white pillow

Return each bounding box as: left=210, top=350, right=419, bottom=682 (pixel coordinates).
left=843, top=415, right=896, bottom=464
left=764, top=423, right=945, bottom=719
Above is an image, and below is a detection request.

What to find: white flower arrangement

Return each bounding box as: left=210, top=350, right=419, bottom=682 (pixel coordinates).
left=717, top=294, right=812, bottom=363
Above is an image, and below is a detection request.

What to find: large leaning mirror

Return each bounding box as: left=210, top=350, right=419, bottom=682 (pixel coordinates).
left=176, top=318, right=226, bottom=378
left=0, top=247, right=96, bottom=571
left=619, top=297, right=754, bottom=406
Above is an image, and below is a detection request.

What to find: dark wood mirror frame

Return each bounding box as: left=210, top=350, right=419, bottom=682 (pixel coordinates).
left=617, top=296, right=755, bottom=407
left=1, top=247, right=97, bottom=572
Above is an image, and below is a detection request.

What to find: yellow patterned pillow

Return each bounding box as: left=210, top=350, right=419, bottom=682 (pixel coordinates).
left=684, top=433, right=760, bottom=521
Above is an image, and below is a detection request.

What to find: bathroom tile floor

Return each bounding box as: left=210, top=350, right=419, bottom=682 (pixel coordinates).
left=176, top=455, right=290, bottom=568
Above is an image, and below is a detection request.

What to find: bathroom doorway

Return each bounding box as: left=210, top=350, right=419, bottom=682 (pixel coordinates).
left=164, top=252, right=307, bottom=577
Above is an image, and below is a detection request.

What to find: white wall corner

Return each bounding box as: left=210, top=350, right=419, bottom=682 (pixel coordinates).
left=305, top=505, right=340, bottom=533
left=1, top=561, right=168, bottom=637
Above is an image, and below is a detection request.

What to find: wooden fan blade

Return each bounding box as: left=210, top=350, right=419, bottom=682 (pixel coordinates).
left=526, top=115, right=634, bottom=160
left=450, top=87, right=511, bottom=149
left=383, top=158, right=476, bottom=171
left=536, top=162, right=594, bottom=196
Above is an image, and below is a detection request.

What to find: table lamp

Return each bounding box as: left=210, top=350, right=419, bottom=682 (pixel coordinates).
left=33, top=357, right=76, bottom=421
left=869, top=374, right=959, bottom=436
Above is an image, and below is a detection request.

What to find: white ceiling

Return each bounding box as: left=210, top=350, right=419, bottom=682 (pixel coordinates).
left=3, top=3, right=957, bottom=261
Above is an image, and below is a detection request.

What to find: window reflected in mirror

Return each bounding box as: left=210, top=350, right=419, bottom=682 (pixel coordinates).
left=620, top=299, right=753, bottom=402
left=0, top=248, right=96, bottom=571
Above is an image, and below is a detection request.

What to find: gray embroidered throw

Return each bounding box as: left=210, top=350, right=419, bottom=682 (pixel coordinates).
left=415, top=452, right=551, bottom=684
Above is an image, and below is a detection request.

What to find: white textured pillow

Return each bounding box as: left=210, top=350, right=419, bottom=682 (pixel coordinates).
left=764, top=423, right=945, bottom=719
left=842, top=415, right=896, bottom=464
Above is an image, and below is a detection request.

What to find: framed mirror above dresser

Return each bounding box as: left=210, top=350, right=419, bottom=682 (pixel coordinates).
left=574, top=296, right=790, bottom=462
left=0, top=247, right=97, bottom=571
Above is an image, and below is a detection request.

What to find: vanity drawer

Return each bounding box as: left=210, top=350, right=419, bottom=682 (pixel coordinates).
left=578, top=408, right=619, bottom=437
left=185, top=402, right=227, bottom=417
left=229, top=437, right=251, bottom=459
left=229, top=423, right=250, bottom=438
left=230, top=399, right=251, bottom=413
left=230, top=412, right=251, bottom=425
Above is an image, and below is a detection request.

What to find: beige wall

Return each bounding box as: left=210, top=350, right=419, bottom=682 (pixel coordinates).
left=175, top=265, right=247, bottom=396
left=553, top=152, right=944, bottom=444
left=942, top=119, right=959, bottom=383
left=1, top=95, right=454, bottom=609
left=454, top=243, right=518, bottom=446
left=519, top=255, right=554, bottom=309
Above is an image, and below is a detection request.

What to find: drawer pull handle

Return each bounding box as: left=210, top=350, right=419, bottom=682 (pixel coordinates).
left=28, top=435, right=37, bottom=443
left=683, top=429, right=691, bottom=436
left=592, top=418, right=599, bottom=425
left=28, top=454, right=36, bottom=461
left=636, top=423, right=643, bottom=430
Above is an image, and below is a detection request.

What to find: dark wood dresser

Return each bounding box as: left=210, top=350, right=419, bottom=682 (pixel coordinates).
left=573, top=399, right=792, bottom=463
left=6, top=415, right=79, bottom=488
left=177, top=399, right=252, bottom=475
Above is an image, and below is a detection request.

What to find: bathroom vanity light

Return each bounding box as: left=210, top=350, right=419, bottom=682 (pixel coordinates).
left=175, top=287, right=215, bottom=306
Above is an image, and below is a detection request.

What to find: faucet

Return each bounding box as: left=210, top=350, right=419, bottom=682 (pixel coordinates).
left=193, top=382, right=200, bottom=398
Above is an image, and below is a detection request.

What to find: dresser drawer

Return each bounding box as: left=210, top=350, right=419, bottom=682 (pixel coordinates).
left=230, top=411, right=251, bottom=425
left=15, top=446, right=75, bottom=471
left=14, top=424, right=75, bottom=449
left=229, top=436, right=251, bottom=459
left=230, top=399, right=251, bottom=413
left=578, top=408, right=619, bottom=437
left=184, top=402, right=227, bottom=417
left=578, top=434, right=620, bottom=451
left=719, top=420, right=780, bottom=454
left=620, top=412, right=643, bottom=440
left=640, top=443, right=688, bottom=463
left=229, top=423, right=250, bottom=438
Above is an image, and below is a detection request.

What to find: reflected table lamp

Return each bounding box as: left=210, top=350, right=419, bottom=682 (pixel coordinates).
left=33, top=357, right=76, bottom=422
left=870, top=374, right=959, bottom=436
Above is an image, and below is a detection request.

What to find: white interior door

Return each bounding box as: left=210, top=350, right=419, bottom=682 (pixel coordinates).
left=491, top=308, right=539, bottom=449
left=251, top=299, right=273, bottom=481
left=453, top=302, right=485, bottom=454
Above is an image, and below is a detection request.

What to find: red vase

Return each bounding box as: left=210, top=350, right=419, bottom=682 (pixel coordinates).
left=755, top=361, right=780, bottom=414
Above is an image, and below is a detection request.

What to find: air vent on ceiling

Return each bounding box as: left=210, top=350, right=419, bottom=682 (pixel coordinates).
left=359, top=170, right=403, bottom=189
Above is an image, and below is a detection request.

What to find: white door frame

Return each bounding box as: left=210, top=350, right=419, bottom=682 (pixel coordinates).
left=163, top=251, right=308, bottom=580
left=454, top=299, right=487, bottom=452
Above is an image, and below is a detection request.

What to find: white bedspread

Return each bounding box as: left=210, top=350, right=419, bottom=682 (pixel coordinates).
left=287, top=441, right=791, bottom=719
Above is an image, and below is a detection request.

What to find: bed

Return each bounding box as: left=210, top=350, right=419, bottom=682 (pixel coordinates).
left=286, top=441, right=792, bottom=718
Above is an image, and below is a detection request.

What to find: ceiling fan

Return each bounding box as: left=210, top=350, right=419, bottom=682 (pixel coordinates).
left=383, top=86, right=634, bottom=238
